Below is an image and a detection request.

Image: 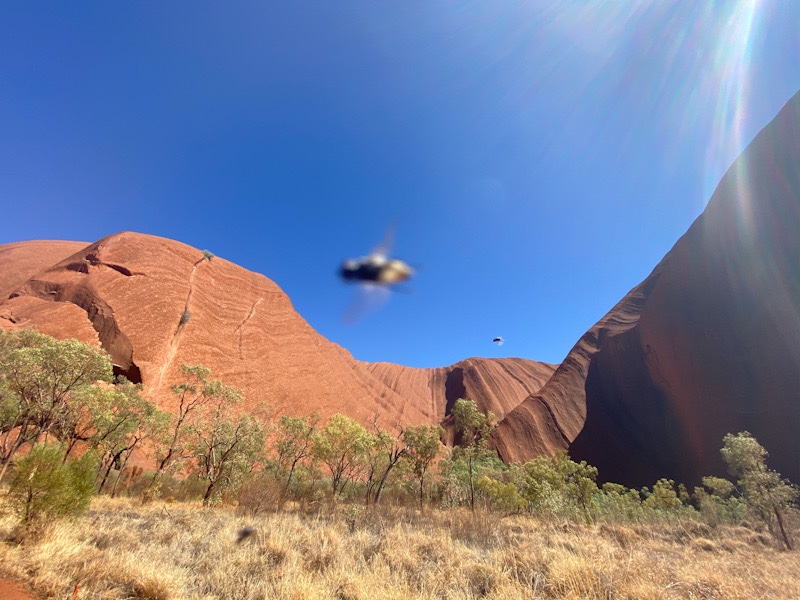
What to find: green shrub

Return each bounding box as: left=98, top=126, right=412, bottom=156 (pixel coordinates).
left=593, top=483, right=643, bottom=522
left=476, top=475, right=526, bottom=513
left=517, top=451, right=598, bottom=521
left=9, top=443, right=98, bottom=525
left=693, top=479, right=746, bottom=526
left=643, top=478, right=682, bottom=511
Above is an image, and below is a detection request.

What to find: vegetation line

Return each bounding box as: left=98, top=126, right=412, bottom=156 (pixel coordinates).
left=0, top=329, right=796, bottom=600
left=156, top=258, right=204, bottom=394
left=236, top=298, right=262, bottom=360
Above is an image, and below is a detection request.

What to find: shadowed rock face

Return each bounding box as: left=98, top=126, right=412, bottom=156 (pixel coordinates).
left=0, top=232, right=554, bottom=444
left=494, top=90, right=800, bottom=487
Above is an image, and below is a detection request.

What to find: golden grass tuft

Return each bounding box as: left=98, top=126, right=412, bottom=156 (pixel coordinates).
left=0, top=496, right=798, bottom=599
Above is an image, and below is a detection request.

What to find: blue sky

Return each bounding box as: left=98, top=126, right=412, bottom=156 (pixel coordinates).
left=2, top=2, right=798, bottom=368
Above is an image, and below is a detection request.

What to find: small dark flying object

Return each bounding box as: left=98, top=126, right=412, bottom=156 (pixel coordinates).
left=236, top=526, right=256, bottom=544
left=338, top=224, right=414, bottom=324
left=339, top=254, right=414, bottom=285
left=339, top=224, right=414, bottom=286
left=493, top=337, right=504, bottom=345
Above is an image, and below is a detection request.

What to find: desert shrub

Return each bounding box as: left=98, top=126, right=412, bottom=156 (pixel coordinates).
left=8, top=442, right=98, bottom=526
left=638, top=478, right=701, bottom=525
left=436, top=451, right=505, bottom=509
left=179, top=310, right=191, bottom=325
left=593, top=482, right=643, bottom=522
left=643, top=478, right=681, bottom=511
left=516, top=451, right=599, bottom=521
left=237, top=470, right=283, bottom=516
left=477, top=475, right=526, bottom=514
left=693, top=476, right=746, bottom=525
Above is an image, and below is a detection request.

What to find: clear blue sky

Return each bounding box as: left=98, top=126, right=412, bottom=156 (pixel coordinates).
left=2, top=2, right=798, bottom=368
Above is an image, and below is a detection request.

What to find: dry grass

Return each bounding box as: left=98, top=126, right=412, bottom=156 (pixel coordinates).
left=0, top=497, right=798, bottom=600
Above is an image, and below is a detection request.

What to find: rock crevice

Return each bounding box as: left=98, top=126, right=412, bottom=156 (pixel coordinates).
left=10, top=279, right=141, bottom=384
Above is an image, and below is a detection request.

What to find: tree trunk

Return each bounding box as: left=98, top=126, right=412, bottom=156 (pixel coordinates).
left=110, top=456, right=132, bottom=499
left=373, top=449, right=404, bottom=505
left=202, top=480, right=217, bottom=507
left=98, top=459, right=115, bottom=494
left=468, top=454, right=475, bottom=511
left=774, top=505, right=793, bottom=550
left=0, top=432, right=29, bottom=483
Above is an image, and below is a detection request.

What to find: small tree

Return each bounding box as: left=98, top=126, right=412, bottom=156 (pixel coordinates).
left=360, top=428, right=394, bottom=506
left=721, top=432, right=797, bottom=550
left=91, top=379, right=168, bottom=495
left=451, top=398, right=495, bottom=511
left=8, top=442, right=98, bottom=526
left=274, top=413, right=319, bottom=508
left=403, top=423, right=444, bottom=512
left=146, top=364, right=240, bottom=499
left=367, top=414, right=408, bottom=505
left=191, top=397, right=269, bottom=507
left=312, top=414, right=372, bottom=498
left=0, top=329, right=113, bottom=481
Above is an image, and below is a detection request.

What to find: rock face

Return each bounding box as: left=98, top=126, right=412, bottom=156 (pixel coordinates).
left=2, top=91, right=798, bottom=487
left=494, top=90, right=800, bottom=487
left=0, top=232, right=553, bottom=440
left=0, top=240, right=90, bottom=301
left=364, top=358, right=557, bottom=443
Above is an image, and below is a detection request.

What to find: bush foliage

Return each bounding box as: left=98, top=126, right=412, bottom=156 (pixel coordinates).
left=0, top=329, right=797, bottom=550
left=8, top=442, right=98, bottom=525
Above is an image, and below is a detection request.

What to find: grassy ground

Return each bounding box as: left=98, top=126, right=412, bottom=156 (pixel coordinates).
left=0, top=497, right=798, bottom=600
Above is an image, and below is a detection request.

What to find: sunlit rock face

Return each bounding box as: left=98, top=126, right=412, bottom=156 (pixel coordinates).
left=496, top=91, right=800, bottom=487
left=0, top=232, right=554, bottom=445
left=364, top=358, right=557, bottom=444
left=2, top=89, right=797, bottom=487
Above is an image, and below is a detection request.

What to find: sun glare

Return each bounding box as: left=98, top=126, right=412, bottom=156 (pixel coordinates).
left=707, top=0, right=766, bottom=203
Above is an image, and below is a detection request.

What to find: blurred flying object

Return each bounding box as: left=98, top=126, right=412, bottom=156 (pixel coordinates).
left=236, top=526, right=256, bottom=544
left=493, top=337, right=504, bottom=345
left=338, top=226, right=414, bottom=286
left=339, top=224, right=414, bottom=324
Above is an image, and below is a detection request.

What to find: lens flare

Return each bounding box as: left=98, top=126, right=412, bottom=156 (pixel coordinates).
left=706, top=0, right=765, bottom=213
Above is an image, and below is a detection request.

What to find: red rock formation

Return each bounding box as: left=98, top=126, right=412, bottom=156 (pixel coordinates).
left=0, top=232, right=552, bottom=443
left=494, top=90, right=800, bottom=487
left=364, top=358, right=557, bottom=443
left=5, top=89, right=796, bottom=488
left=0, top=240, right=89, bottom=301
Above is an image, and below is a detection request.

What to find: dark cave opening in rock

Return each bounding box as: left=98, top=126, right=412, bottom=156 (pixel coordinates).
left=113, top=363, right=142, bottom=385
